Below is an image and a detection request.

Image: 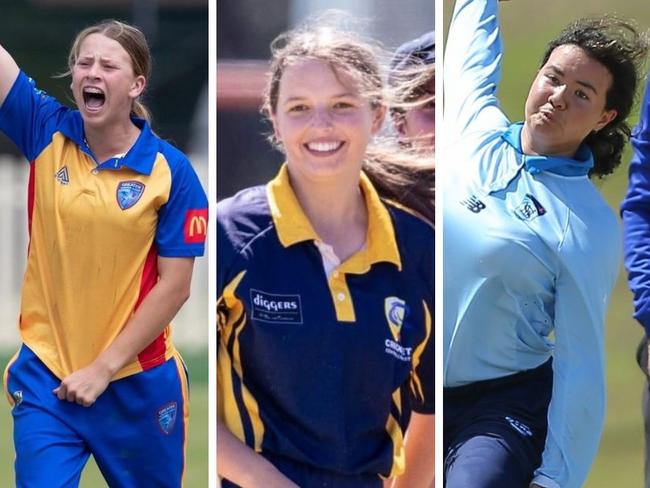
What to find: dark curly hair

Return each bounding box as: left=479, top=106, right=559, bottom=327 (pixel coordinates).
left=541, top=17, right=649, bottom=177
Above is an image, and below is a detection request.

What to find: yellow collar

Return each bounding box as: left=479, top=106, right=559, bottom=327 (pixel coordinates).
left=266, top=164, right=402, bottom=271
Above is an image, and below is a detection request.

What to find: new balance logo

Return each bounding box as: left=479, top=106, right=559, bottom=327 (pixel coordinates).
left=460, top=195, right=486, bottom=213
left=55, top=166, right=69, bottom=185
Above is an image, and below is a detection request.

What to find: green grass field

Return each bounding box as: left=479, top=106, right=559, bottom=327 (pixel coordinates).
left=444, top=0, right=650, bottom=485
left=0, top=348, right=208, bottom=487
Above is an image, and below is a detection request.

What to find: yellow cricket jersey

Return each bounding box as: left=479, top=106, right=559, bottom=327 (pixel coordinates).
left=0, top=72, right=207, bottom=380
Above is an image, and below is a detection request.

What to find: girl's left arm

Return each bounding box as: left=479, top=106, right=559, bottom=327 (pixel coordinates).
left=532, top=223, right=621, bottom=488
left=389, top=298, right=435, bottom=487
left=53, top=256, right=195, bottom=406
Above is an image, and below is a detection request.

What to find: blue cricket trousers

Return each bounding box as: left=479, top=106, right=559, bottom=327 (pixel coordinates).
left=3, top=344, right=189, bottom=488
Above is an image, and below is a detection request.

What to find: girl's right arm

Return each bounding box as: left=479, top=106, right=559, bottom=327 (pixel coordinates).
left=0, top=44, right=19, bottom=107
left=444, top=0, right=509, bottom=139
left=217, top=420, right=298, bottom=488
left=216, top=214, right=297, bottom=488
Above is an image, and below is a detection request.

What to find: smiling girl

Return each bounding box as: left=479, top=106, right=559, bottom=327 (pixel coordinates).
left=217, top=21, right=434, bottom=488
left=0, top=20, right=207, bottom=487
left=443, top=1, right=647, bottom=487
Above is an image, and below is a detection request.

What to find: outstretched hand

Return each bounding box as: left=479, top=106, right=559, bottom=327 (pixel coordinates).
left=53, top=361, right=112, bottom=407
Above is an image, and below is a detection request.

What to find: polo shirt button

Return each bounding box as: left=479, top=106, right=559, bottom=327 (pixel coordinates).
left=337, top=293, right=345, bottom=301
left=91, top=169, right=99, bottom=175
left=333, top=271, right=339, bottom=278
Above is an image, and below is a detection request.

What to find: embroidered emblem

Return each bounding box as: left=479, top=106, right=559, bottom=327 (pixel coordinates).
left=505, top=416, right=533, bottom=437
left=460, top=195, right=486, bottom=213
left=55, top=166, right=69, bottom=185
left=116, top=181, right=145, bottom=210
left=250, top=289, right=303, bottom=324
left=385, top=296, right=407, bottom=341
left=157, top=402, right=178, bottom=435
left=12, top=390, right=23, bottom=406
left=183, top=209, right=208, bottom=244
left=515, top=194, right=546, bottom=221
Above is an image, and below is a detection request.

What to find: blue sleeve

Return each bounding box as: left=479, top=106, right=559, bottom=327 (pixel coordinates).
left=216, top=203, right=245, bottom=340
left=216, top=213, right=232, bottom=338
left=216, top=210, right=234, bottom=298
left=156, top=153, right=208, bottom=257
left=444, top=0, right=510, bottom=139
left=0, top=71, right=68, bottom=161
left=533, top=223, right=621, bottom=488
left=622, top=75, right=650, bottom=335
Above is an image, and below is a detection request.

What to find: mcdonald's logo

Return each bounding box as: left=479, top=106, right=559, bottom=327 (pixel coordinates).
left=184, top=208, right=208, bottom=244
left=189, top=216, right=207, bottom=236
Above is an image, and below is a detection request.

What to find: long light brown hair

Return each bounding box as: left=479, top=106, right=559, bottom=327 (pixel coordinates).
left=262, top=17, right=435, bottom=224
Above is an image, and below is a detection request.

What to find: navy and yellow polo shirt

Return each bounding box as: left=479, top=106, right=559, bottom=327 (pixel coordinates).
left=0, top=71, right=207, bottom=381
left=217, top=165, right=434, bottom=478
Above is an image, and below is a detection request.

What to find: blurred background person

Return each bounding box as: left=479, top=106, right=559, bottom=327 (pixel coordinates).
left=622, top=73, right=650, bottom=488
left=389, top=31, right=435, bottom=154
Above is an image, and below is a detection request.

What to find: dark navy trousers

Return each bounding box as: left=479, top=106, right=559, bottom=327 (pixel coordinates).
left=444, top=360, right=553, bottom=488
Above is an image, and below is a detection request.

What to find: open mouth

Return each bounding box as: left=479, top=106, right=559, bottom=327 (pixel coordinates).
left=304, top=140, right=345, bottom=156
left=82, top=87, right=106, bottom=111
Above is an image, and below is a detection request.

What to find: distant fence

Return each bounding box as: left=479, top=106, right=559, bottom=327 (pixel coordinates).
left=0, top=154, right=208, bottom=350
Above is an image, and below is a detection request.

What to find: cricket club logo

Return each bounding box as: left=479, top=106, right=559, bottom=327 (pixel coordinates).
left=514, top=193, right=546, bottom=222
left=116, top=181, right=145, bottom=210
left=385, top=296, right=407, bottom=341
left=157, top=401, right=178, bottom=435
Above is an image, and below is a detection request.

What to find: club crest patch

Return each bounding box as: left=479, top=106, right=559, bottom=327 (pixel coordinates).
left=157, top=402, right=178, bottom=435
left=515, top=193, right=546, bottom=221
left=116, top=181, right=145, bottom=210
left=385, top=296, right=407, bottom=341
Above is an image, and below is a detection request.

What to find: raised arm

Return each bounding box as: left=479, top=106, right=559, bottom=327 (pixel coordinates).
left=0, top=43, right=20, bottom=107
left=622, top=75, right=650, bottom=338
left=444, top=0, right=509, bottom=138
